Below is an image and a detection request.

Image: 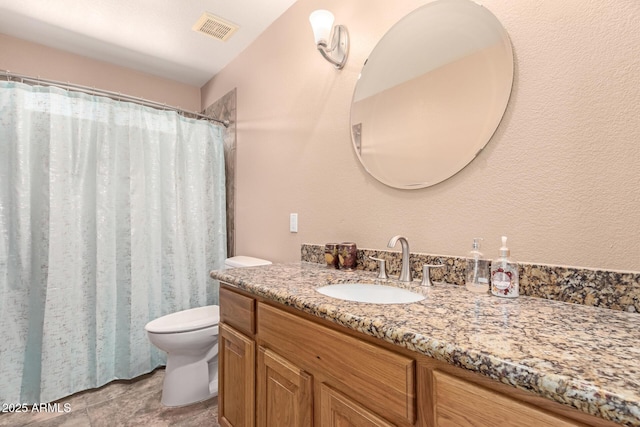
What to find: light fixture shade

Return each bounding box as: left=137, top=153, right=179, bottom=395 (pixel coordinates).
left=309, top=9, right=334, bottom=44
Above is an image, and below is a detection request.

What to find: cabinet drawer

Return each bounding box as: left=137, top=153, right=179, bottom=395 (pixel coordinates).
left=220, top=286, right=255, bottom=336
left=432, top=370, right=582, bottom=427
left=258, top=302, right=415, bottom=425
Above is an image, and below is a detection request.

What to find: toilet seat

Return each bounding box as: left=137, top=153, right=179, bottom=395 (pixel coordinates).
left=145, top=305, right=220, bottom=334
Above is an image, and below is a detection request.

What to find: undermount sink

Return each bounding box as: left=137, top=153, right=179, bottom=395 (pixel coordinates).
left=315, top=283, right=425, bottom=304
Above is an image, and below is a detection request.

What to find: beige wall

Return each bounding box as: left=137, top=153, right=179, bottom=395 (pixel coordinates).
left=0, top=33, right=200, bottom=111
left=202, top=0, right=640, bottom=272
left=1, top=3, right=637, bottom=272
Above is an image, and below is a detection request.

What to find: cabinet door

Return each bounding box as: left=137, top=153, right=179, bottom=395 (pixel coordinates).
left=219, top=323, right=255, bottom=427
left=257, top=347, right=312, bottom=427
left=432, top=370, right=582, bottom=427
left=319, top=383, right=394, bottom=427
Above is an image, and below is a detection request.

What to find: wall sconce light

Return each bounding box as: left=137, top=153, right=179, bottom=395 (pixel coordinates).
left=309, top=9, right=349, bottom=69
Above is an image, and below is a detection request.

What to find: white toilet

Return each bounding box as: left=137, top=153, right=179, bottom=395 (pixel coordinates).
left=145, top=255, right=271, bottom=407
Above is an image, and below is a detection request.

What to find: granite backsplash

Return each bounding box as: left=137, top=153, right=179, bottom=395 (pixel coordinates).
left=301, top=243, right=640, bottom=313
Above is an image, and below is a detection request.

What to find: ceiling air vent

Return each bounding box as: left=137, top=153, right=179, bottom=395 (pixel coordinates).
left=192, top=12, right=239, bottom=41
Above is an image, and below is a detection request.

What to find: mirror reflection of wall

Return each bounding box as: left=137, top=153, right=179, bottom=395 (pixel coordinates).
left=352, top=123, right=362, bottom=155
left=350, top=0, right=514, bottom=189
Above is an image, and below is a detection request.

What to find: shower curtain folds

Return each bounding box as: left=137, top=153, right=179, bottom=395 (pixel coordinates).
left=0, top=81, right=227, bottom=404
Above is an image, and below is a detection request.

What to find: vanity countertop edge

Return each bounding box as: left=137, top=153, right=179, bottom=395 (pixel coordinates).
left=210, top=261, right=640, bottom=426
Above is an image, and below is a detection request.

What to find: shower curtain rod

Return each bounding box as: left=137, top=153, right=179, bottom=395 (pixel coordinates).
left=0, top=70, right=229, bottom=127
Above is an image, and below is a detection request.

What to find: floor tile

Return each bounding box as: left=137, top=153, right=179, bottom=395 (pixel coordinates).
left=170, top=398, right=219, bottom=427
left=87, top=389, right=216, bottom=427
left=26, top=409, right=92, bottom=427
left=1, top=368, right=220, bottom=427
left=0, top=393, right=85, bottom=427
left=82, top=369, right=163, bottom=407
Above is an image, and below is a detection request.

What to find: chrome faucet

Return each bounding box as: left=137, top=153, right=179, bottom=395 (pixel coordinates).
left=387, top=235, right=412, bottom=282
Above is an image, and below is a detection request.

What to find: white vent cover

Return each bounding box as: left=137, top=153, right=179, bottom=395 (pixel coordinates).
left=192, top=12, right=239, bottom=41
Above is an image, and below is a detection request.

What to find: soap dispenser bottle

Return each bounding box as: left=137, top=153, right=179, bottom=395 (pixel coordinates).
left=490, top=236, right=519, bottom=298
left=465, top=238, right=490, bottom=294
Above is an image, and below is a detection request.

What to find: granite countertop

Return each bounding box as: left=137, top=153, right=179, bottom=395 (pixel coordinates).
left=210, top=262, right=640, bottom=426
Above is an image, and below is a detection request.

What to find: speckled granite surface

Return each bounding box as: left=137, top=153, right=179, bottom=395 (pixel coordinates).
left=302, top=243, right=640, bottom=313
left=211, top=262, right=640, bottom=426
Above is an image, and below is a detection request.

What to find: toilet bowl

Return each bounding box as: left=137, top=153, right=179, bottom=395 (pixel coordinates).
left=145, top=255, right=271, bottom=407
left=146, top=306, right=220, bottom=407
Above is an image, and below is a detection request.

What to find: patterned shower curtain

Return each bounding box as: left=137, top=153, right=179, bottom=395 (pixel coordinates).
left=0, top=81, right=227, bottom=404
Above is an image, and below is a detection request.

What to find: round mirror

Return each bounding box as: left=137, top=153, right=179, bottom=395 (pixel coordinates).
left=350, top=0, right=514, bottom=189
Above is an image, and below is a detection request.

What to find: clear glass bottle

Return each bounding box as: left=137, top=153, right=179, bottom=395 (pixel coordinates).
left=490, top=236, right=519, bottom=298
left=465, top=238, right=490, bottom=294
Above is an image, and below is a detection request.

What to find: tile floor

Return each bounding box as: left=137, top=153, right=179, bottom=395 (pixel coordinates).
left=0, top=368, right=220, bottom=427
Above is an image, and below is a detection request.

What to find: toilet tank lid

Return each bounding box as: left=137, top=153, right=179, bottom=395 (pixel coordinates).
left=225, top=256, right=272, bottom=268
left=145, top=305, right=220, bottom=334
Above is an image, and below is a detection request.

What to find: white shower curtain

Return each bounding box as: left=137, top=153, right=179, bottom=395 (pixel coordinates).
left=0, top=81, right=227, bottom=404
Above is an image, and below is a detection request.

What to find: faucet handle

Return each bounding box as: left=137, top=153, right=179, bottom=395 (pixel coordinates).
left=369, top=256, right=389, bottom=279
left=421, top=263, right=444, bottom=287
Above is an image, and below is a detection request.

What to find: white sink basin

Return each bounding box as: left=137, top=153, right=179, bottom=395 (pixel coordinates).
left=316, top=283, right=425, bottom=304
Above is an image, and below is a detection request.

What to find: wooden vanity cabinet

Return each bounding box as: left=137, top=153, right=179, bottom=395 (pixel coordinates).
left=219, top=284, right=618, bottom=427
